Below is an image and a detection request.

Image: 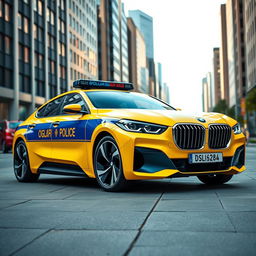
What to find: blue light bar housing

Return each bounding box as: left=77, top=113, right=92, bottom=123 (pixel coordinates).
left=73, top=79, right=134, bottom=91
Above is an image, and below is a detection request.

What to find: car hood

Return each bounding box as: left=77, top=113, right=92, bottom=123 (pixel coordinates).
left=96, top=109, right=237, bottom=127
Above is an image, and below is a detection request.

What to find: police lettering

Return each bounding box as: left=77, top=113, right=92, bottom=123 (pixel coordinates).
left=38, top=129, right=52, bottom=138
left=59, top=128, right=76, bottom=138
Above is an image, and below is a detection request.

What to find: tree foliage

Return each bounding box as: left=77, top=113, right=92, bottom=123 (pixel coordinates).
left=246, top=87, right=256, bottom=112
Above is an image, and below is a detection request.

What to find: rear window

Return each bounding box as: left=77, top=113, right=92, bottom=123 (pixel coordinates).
left=85, top=91, right=174, bottom=110
left=9, top=122, right=22, bottom=129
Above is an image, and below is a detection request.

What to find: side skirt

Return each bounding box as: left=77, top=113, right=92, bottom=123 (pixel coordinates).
left=38, top=162, right=88, bottom=177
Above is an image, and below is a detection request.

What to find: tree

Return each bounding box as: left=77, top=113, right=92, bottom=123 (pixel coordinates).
left=212, top=99, right=229, bottom=115
left=246, top=87, right=256, bottom=112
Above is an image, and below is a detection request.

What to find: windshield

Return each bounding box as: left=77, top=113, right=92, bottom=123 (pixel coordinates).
left=85, top=91, right=174, bottom=110
left=8, top=122, right=22, bottom=129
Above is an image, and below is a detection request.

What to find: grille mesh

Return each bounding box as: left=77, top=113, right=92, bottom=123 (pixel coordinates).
left=208, top=124, right=231, bottom=149
left=173, top=124, right=205, bottom=149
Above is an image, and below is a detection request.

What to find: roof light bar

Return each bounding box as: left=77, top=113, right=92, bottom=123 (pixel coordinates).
left=73, top=79, right=134, bottom=91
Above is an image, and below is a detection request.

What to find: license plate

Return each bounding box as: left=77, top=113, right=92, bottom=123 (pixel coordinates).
left=189, top=153, right=223, bottom=164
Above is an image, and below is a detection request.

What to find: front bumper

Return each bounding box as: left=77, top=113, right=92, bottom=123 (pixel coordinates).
left=115, top=126, right=246, bottom=180
left=134, top=145, right=245, bottom=176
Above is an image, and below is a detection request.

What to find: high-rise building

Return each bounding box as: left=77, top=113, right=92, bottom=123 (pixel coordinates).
left=202, top=73, right=213, bottom=112
left=127, top=17, right=148, bottom=93
left=244, top=0, right=256, bottom=136
left=0, top=0, right=68, bottom=120
left=97, top=0, right=129, bottom=82
left=220, top=4, right=230, bottom=105
left=226, top=0, right=246, bottom=116
left=128, top=10, right=155, bottom=95
left=162, top=83, right=170, bottom=104
left=69, top=0, right=98, bottom=86
left=244, top=0, right=256, bottom=92
left=213, top=48, right=221, bottom=106
left=119, top=3, right=129, bottom=82
left=128, top=10, right=154, bottom=59
left=155, top=63, right=162, bottom=99
left=0, top=0, right=98, bottom=120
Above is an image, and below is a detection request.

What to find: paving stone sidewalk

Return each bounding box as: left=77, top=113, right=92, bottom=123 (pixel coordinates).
left=0, top=145, right=256, bottom=256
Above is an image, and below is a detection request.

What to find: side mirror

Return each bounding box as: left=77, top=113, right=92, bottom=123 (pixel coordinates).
left=63, top=104, right=87, bottom=114
left=176, top=108, right=182, bottom=111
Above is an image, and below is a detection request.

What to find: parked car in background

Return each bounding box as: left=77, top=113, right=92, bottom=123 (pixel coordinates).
left=0, top=120, right=22, bottom=153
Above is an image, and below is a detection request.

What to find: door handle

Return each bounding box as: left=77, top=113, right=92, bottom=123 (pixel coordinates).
left=28, top=124, right=36, bottom=129
left=52, top=121, right=60, bottom=127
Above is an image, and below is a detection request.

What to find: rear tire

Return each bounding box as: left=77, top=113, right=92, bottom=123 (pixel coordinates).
left=93, top=136, right=127, bottom=192
left=197, top=174, right=233, bottom=185
left=14, top=140, right=40, bottom=182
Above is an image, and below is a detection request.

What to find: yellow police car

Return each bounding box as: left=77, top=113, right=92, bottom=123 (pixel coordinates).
left=13, top=80, right=246, bottom=191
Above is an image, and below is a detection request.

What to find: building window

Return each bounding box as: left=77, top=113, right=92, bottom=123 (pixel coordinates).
left=59, top=65, right=65, bottom=79
left=47, top=8, right=50, bottom=22
left=50, top=10, right=55, bottom=25
left=60, top=0, right=65, bottom=10
left=38, top=0, right=43, bottom=16
left=33, top=24, right=37, bottom=39
left=4, top=3, right=11, bottom=22
left=38, top=27, right=43, bottom=41
left=24, top=47, right=29, bottom=63
left=0, top=0, right=3, bottom=18
left=18, top=14, right=22, bottom=29
left=38, top=54, right=43, bottom=68
left=51, top=61, right=55, bottom=73
left=58, top=42, right=65, bottom=57
left=35, top=53, right=43, bottom=69
left=4, top=69, right=12, bottom=88
left=24, top=17, right=29, bottom=33
left=4, top=36, right=11, bottom=54
left=19, top=44, right=23, bottom=60
left=70, top=68, right=73, bottom=80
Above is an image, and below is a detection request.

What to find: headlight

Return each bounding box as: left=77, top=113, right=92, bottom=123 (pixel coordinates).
left=116, top=119, right=167, bottom=134
left=232, top=123, right=242, bottom=134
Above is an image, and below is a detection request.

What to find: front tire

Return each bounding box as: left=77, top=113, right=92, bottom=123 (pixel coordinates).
left=94, top=136, right=127, bottom=192
left=197, top=174, right=233, bottom=185
left=14, top=140, right=40, bottom=182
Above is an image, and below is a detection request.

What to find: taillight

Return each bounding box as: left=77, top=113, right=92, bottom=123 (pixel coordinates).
left=5, top=129, right=12, bottom=136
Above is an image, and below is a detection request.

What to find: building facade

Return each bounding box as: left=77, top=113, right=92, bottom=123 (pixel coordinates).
left=220, top=4, right=230, bottom=105
left=226, top=0, right=246, bottom=116
left=244, top=0, right=256, bottom=92
left=69, top=0, right=98, bottom=86
left=127, top=17, right=148, bottom=93
left=128, top=10, right=156, bottom=96
left=202, top=73, right=213, bottom=112
left=244, top=0, right=256, bottom=135
left=0, top=0, right=69, bottom=120
left=97, top=0, right=129, bottom=82
left=0, top=0, right=97, bottom=120
left=213, top=48, right=221, bottom=106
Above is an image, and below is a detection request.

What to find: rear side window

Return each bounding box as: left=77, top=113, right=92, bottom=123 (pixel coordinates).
left=36, top=96, right=65, bottom=118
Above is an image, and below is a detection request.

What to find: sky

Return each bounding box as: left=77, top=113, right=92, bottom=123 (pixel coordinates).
left=122, top=0, right=226, bottom=112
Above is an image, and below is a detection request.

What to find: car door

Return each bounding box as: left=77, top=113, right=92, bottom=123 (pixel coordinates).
left=50, top=93, right=90, bottom=168
left=25, top=96, right=65, bottom=161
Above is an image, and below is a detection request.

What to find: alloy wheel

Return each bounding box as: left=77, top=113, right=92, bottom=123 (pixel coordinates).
left=95, top=139, right=122, bottom=188
left=14, top=142, right=29, bottom=179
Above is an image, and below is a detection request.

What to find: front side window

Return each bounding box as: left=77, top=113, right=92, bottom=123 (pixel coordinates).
left=85, top=91, right=174, bottom=110
left=60, top=93, right=87, bottom=114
